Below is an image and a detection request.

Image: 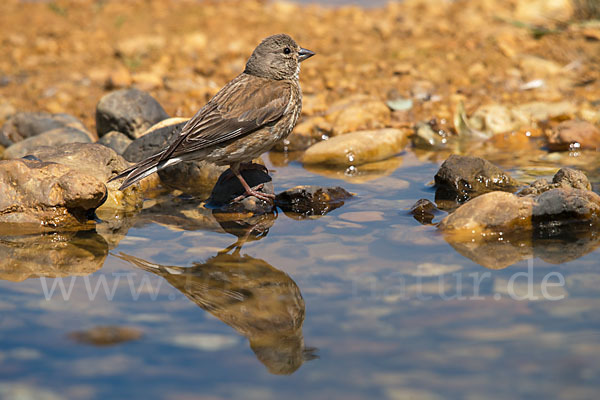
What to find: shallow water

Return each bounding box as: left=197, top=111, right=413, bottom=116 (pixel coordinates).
left=1, top=148, right=600, bottom=400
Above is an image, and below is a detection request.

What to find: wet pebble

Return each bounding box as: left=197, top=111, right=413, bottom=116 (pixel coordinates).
left=95, top=88, right=169, bottom=139
left=302, top=128, right=408, bottom=167
left=409, top=198, right=441, bottom=225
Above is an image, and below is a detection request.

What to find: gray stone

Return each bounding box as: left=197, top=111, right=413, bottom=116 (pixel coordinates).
left=519, top=167, right=592, bottom=196
left=0, top=111, right=90, bottom=147
left=3, top=127, right=92, bottom=159
left=95, top=88, right=169, bottom=139
left=96, top=131, right=132, bottom=155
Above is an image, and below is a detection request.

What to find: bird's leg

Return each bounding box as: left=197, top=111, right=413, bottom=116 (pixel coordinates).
left=230, top=164, right=275, bottom=203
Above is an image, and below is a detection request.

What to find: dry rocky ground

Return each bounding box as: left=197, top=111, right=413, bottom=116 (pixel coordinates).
left=0, top=0, right=599, bottom=267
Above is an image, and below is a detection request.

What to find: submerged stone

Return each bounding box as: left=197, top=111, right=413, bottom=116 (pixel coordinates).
left=69, top=326, right=143, bottom=346
left=409, top=198, right=441, bottom=225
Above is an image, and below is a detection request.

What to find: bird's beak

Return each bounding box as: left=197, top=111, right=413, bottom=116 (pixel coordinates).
left=298, top=48, right=315, bottom=62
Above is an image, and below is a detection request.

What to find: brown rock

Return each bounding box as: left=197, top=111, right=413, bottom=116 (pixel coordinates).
left=434, top=155, right=519, bottom=203
left=29, top=143, right=144, bottom=212
left=547, top=120, right=600, bottom=151
left=438, top=191, right=534, bottom=236
left=519, top=167, right=591, bottom=196
left=0, top=158, right=107, bottom=230
left=302, top=128, right=408, bottom=166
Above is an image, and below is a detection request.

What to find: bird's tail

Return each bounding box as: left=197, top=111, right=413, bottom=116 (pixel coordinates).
left=113, top=252, right=185, bottom=276
left=109, top=151, right=179, bottom=191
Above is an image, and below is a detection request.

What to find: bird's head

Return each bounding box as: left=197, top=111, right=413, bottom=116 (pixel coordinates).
left=244, top=34, right=315, bottom=80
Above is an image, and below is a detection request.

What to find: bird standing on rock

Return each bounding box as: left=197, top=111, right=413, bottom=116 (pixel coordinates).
left=110, top=34, right=315, bottom=202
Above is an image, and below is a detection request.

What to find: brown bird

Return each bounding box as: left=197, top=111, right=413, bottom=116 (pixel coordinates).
left=110, top=34, right=315, bottom=201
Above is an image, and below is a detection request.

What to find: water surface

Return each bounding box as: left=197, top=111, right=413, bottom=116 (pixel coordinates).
left=1, top=149, right=600, bottom=400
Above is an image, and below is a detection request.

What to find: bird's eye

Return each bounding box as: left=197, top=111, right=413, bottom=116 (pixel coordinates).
left=283, top=47, right=291, bottom=55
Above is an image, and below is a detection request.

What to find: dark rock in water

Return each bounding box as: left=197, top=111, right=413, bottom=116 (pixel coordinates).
left=519, top=167, right=591, bottom=196
left=3, top=127, right=92, bottom=159
left=95, top=88, right=169, bottom=139
left=434, top=154, right=518, bottom=203
left=96, top=130, right=132, bottom=155
left=409, top=198, right=441, bottom=225
left=124, top=118, right=227, bottom=196
left=207, top=166, right=274, bottom=214
left=275, top=185, right=352, bottom=217
left=0, top=230, right=108, bottom=282
left=0, top=111, right=91, bottom=147
left=69, top=326, right=143, bottom=346
left=0, top=158, right=106, bottom=230
left=29, top=143, right=143, bottom=212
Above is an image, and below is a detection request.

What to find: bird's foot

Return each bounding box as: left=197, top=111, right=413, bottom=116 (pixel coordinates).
left=233, top=184, right=276, bottom=203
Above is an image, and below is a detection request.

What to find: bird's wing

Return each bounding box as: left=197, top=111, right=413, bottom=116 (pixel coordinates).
left=159, top=75, right=292, bottom=162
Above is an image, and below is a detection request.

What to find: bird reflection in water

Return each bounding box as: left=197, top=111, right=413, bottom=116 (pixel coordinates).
left=116, top=211, right=318, bottom=375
